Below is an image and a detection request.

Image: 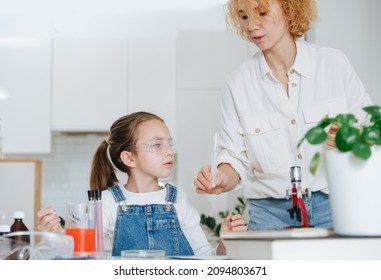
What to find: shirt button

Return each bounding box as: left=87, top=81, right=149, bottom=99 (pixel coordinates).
left=290, top=69, right=295, bottom=74
left=291, top=82, right=297, bottom=88
left=255, top=128, right=261, bottom=133
left=297, top=154, right=303, bottom=160
left=291, top=119, right=296, bottom=125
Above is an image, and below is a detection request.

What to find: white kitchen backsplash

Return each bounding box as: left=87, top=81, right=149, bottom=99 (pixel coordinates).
left=40, top=133, right=108, bottom=217
left=8, top=133, right=113, bottom=217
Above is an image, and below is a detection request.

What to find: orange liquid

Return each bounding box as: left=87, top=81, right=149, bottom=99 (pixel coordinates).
left=66, top=228, right=96, bottom=253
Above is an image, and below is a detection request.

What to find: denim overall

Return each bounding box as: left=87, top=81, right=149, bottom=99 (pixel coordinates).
left=108, top=184, right=194, bottom=257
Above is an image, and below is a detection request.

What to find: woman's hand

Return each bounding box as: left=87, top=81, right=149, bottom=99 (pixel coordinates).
left=216, top=214, right=247, bottom=255
left=327, top=123, right=339, bottom=149
left=193, top=165, right=227, bottom=195
left=36, top=205, right=63, bottom=233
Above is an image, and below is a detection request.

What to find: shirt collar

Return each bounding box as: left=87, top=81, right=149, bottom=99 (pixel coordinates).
left=292, top=40, right=310, bottom=78
left=259, top=39, right=310, bottom=78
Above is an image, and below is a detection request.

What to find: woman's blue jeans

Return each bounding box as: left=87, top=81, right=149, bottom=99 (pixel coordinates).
left=248, top=191, right=333, bottom=230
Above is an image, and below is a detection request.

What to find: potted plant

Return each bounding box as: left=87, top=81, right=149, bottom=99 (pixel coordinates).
left=298, top=105, right=381, bottom=236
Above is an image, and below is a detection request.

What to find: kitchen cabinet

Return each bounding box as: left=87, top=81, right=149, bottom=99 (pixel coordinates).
left=0, top=38, right=51, bottom=154
left=51, top=38, right=128, bottom=132
left=127, top=38, right=177, bottom=136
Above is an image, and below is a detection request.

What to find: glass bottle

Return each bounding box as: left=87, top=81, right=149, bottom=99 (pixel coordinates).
left=10, top=211, right=30, bottom=244
left=0, top=224, right=12, bottom=259
left=0, top=224, right=10, bottom=236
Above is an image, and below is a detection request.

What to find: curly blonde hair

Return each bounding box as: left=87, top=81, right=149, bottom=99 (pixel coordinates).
left=225, top=0, right=317, bottom=40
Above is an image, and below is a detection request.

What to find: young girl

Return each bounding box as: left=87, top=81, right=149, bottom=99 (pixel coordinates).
left=38, top=112, right=246, bottom=256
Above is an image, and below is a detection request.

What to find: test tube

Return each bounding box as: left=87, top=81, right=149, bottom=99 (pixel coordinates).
left=95, top=188, right=104, bottom=252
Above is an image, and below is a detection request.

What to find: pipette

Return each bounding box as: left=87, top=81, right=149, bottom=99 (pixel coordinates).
left=211, top=132, right=218, bottom=188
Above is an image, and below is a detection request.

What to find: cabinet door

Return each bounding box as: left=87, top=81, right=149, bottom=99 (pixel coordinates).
left=51, top=38, right=128, bottom=131
left=0, top=38, right=51, bottom=154
left=128, top=38, right=176, bottom=137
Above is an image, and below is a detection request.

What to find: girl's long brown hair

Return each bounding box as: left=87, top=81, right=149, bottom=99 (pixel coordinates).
left=89, top=112, right=164, bottom=191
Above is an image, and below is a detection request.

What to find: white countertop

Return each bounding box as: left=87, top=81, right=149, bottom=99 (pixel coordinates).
left=221, top=228, right=381, bottom=259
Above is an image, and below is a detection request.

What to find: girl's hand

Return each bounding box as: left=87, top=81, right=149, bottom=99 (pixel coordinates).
left=216, top=214, right=247, bottom=255
left=36, top=205, right=63, bottom=233
left=220, top=214, right=247, bottom=232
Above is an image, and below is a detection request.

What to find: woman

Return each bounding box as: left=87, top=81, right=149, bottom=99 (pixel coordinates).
left=193, top=0, right=372, bottom=230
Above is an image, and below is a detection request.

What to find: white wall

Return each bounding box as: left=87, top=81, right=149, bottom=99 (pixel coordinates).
left=311, top=0, right=381, bottom=104
left=0, top=1, right=228, bottom=37
left=176, top=30, right=254, bottom=217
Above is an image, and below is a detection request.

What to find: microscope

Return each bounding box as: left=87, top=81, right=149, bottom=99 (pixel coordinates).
left=286, top=166, right=311, bottom=228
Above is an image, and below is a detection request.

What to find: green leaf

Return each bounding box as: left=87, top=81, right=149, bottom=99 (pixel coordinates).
left=335, top=126, right=360, bottom=152
left=319, top=117, right=337, bottom=129
left=305, top=126, right=328, bottom=145
left=336, top=114, right=357, bottom=127
left=200, top=214, right=207, bottom=224
left=206, top=217, right=216, bottom=230
left=352, top=143, right=372, bottom=160
left=309, top=152, right=321, bottom=175
left=214, top=224, right=222, bottom=237
left=362, top=126, right=381, bottom=145
left=218, top=211, right=226, bottom=218
left=363, top=105, right=381, bottom=117
left=372, top=116, right=381, bottom=126
left=219, top=211, right=230, bottom=218
left=297, top=135, right=306, bottom=149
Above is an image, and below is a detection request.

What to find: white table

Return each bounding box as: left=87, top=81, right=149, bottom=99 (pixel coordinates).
left=221, top=228, right=381, bottom=260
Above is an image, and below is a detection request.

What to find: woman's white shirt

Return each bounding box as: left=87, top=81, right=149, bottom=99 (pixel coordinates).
left=218, top=40, right=373, bottom=199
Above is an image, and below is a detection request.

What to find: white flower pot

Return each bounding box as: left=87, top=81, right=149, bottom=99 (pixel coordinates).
left=324, top=147, right=381, bottom=236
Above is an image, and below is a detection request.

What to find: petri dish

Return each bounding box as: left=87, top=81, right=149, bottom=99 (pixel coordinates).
left=121, top=250, right=165, bottom=259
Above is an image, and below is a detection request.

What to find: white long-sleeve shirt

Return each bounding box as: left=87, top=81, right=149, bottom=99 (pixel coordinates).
left=101, top=185, right=215, bottom=255
left=218, top=40, right=373, bottom=199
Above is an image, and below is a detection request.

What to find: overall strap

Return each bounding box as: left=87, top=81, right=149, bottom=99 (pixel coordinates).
left=165, top=183, right=177, bottom=203
left=107, top=185, right=126, bottom=203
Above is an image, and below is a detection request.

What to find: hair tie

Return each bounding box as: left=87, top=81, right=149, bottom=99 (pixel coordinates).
left=105, top=135, right=110, bottom=145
